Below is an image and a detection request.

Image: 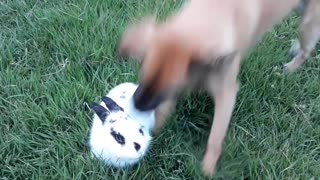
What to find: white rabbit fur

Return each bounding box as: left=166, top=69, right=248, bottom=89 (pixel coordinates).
left=89, top=82, right=155, bottom=168
left=106, top=83, right=155, bottom=130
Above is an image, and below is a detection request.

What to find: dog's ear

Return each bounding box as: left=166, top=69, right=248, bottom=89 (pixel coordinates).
left=118, top=16, right=157, bottom=61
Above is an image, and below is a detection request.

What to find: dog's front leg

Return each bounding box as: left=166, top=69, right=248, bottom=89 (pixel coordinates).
left=202, top=82, right=238, bottom=176
left=201, top=55, right=241, bottom=176
left=154, top=99, right=176, bottom=135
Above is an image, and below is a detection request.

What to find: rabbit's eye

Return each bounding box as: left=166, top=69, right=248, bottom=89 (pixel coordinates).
left=139, top=128, right=144, bottom=136
left=110, top=128, right=125, bottom=145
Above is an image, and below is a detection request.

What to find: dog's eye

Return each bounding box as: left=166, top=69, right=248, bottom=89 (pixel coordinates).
left=110, top=128, right=125, bottom=145
left=139, top=128, right=144, bottom=136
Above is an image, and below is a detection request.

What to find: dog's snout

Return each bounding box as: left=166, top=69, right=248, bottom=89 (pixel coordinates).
left=133, top=85, right=150, bottom=111
left=133, top=84, right=165, bottom=111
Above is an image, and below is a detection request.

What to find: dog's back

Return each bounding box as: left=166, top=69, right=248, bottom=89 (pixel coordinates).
left=165, top=0, right=300, bottom=55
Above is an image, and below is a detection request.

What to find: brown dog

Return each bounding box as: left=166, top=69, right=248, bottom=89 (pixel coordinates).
left=119, top=0, right=320, bottom=176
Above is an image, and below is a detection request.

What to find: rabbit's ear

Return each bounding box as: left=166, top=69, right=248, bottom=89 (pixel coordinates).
left=101, top=96, right=124, bottom=112
left=89, top=102, right=110, bottom=123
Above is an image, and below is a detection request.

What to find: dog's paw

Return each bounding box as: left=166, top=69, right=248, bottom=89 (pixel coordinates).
left=289, top=39, right=300, bottom=58
left=201, top=153, right=218, bottom=177
left=202, top=159, right=216, bottom=177
left=283, top=59, right=299, bottom=73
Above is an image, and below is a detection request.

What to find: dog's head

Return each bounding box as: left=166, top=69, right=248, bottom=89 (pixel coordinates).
left=119, top=17, right=235, bottom=111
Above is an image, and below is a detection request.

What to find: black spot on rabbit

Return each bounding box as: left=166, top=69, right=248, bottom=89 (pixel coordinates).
left=120, top=91, right=127, bottom=99
left=134, top=142, right=141, bottom=151
left=139, top=128, right=144, bottom=136
left=110, top=128, right=125, bottom=145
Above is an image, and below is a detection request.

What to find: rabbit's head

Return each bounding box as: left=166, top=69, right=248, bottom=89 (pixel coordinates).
left=89, top=96, right=151, bottom=168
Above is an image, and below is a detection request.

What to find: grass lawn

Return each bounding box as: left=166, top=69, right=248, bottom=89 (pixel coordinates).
left=1, top=0, right=319, bottom=179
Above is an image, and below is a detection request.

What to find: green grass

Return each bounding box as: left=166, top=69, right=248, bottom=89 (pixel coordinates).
left=1, top=0, right=319, bottom=179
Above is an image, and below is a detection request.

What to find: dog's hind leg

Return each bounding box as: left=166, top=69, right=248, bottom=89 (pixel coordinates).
left=284, top=0, right=320, bottom=72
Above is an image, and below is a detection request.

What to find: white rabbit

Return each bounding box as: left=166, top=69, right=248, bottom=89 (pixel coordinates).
left=88, top=83, right=155, bottom=168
